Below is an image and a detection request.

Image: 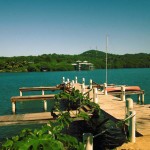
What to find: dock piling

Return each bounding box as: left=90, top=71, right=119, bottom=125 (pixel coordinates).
left=89, top=79, right=92, bottom=89
left=121, top=86, right=125, bottom=101
left=142, top=92, right=144, bottom=104
left=20, top=91, right=22, bottom=96
left=104, top=83, right=107, bottom=95
left=62, top=77, right=65, bottom=83
left=129, top=110, right=136, bottom=143
left=93, top=88, right=98, bottom=103
left=72, top=80, right=75, bottom=88
left=67, top=78, right=70, bottom=83
left=82, top=83, right=85, bottom=94
left=12, top=102, right=16, bottom=114
left=42, top=90, right=45, bottom=96
left=42, top=90, right=47, bottom=111
left=137, top=94, right=141, bottom=104
left=75, top=76, right=78, bottom=83
left=82, top=78, right=85, bottom=84
left=43, top=100, right=47, bottom=111
left=126, top=98, right=133, bottom=118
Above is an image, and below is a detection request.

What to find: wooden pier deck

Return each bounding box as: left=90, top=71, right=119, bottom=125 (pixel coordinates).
left=97, top=92, right=150, bottom=136
left=74, top=83, right=150, bottom=149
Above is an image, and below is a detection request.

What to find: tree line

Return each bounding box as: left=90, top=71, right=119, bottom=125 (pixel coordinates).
left=0, top=50, right=149, bottom=72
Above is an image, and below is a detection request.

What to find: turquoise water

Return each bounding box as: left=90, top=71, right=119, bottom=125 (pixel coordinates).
left=0, top=69, right=150, bottom=115
left=0, top=68, right=149, bottom=141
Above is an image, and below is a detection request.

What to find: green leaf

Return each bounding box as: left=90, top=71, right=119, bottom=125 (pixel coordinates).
left=2, top=139, right=13, bottom=149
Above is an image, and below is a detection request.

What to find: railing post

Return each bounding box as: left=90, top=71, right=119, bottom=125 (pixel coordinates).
left=142, top=91, right=144, bottom=104
left=137, top=94, right=141, bottom=104
left=89, top=79, right=92, bottom=89
left=82, top=83, right=85, bottom=94
left=42, top=90, right=44, bottom=96
left=121, top=86, right=125, bottom=101
left=104, top=83, right=107, bottom=95
left=82, top=78, right=85, bottom=85
left=126, top=98, right=133, bottom=119
left=43, top=100, right=47, bottom=111
left=42, top=89, right=47, bottom=111
left=75, top=76, right=78, bottom=83
left=20, top=90, right=22, bottom=96
left=67, top=78, right=70, bottom=83
left=93, top=88, right=98, bottom=103
left=83, top=133, right=93, bottom=150
left=72, top=80, right=75, bottom=88
left=12, top=102, right=16, bottom=114
left=129, top=110, right=136, bottom=143
left=62, top=77, right=65, bottom=83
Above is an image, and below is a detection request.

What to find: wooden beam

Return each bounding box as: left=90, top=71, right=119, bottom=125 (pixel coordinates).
left=11, top=94, right=55, bottom=102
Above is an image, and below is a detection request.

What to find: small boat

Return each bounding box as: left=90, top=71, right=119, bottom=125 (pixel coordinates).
left=106, top=86, right=141, bottom=92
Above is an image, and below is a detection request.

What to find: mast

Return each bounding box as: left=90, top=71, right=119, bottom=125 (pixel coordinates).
left=106, top=35, right=108, bottom=84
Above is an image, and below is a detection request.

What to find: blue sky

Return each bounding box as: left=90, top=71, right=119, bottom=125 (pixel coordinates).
left=0, top=0, right=150, bottom=56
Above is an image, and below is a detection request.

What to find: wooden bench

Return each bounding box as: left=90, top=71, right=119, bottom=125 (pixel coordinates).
left=11, top=94, right=55, bottom=114
left=19, top=86, right=61, bottom=96
left=108, top=90, right=145, bottom=104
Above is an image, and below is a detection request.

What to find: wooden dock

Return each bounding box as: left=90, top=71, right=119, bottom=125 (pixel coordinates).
left=97, top=92, right=150, bottom=136
left=0, top=110, right=79, bottom=126
left=0, top=82, right=149, bottom=137
left=73, top=83, right=150, bottom=136
left=19, top=86, right=61, bottom=96
left=74, top=82, right=150, bottom=149
left=0, top=112, right=53, bottom=126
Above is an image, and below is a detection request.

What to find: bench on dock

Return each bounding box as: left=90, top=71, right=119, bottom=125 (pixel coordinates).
left=19, top=86, right=61, bottom=96
left=19, top=83, right=72, bottom=96
left=11, top=94, right=55, bottom=114
left=108, top=90, right=145, bottom=104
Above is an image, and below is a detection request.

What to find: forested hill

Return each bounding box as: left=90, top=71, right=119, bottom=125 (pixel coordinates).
left=0, top=50, right=149, bottom=72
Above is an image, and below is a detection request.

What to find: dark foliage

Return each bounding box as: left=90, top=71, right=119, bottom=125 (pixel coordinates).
left=0, top=50, right=149, bottom=72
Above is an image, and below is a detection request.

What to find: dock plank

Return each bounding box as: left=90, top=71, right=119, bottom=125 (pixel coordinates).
left=19, top=86, right=60, bottom=92
left=0, top=112, right=53, bottom=126
left=11, top=94, right=55, bottom=102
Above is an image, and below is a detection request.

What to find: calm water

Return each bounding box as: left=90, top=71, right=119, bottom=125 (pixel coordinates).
left=0, top=68, right=149, bottom=141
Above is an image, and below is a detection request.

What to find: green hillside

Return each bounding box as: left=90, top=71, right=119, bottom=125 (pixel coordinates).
left=0, top=50, right=149, bottom=72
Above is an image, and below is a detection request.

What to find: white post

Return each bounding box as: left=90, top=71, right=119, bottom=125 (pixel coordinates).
left=20, top=90, right=22, bottom=96
left=104, top=83, right=107, bottom=95
left=93, top=88, right=98, bottom=103
left=12, top=102, right=16, bottom=114
left=82, top=83, right=85, bottom=94
left=43, top=100, right=47, bottom=111
left=83, top=133, right=93, bottom=150
left=129, top=110, right=136, bottom=143
left=137, top=94, right=141, bottom=104
left=75, top=76, right=78, bottom=83
left=42, top=90, right=45, bottom=96
left=42, top=90, right=47, bottom=111
left=121, top=86, right=125, bottom=101
left=62, top=77, right=65, bottom=83
left=72, top=80, right=75, bottom=88
left=67, top=78, right=70, bottom=83
left=126, top=98, right=133, bottom=118
left=126, top=98, right=134, bottom=131
left=82, top=78, right=85, bottom=85
left=142, top=93, right=144, bottom=104
left=90, top=79, right=92, bottom=89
